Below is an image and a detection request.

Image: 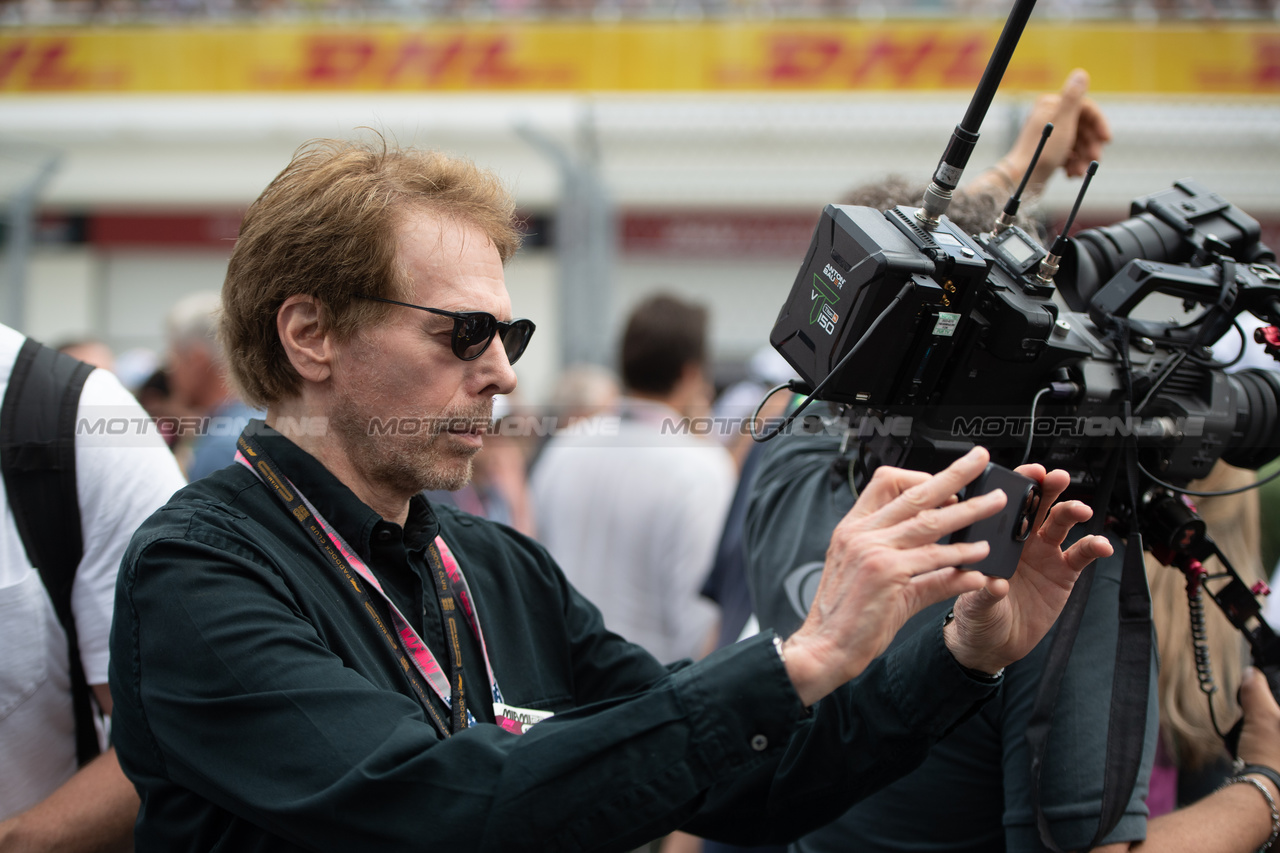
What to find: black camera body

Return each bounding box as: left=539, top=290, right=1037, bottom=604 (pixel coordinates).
left=769, top=179, right=1280, bottom=504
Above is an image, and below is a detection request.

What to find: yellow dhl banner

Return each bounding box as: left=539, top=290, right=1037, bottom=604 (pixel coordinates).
left=1, top=22, right=1277, bottom=95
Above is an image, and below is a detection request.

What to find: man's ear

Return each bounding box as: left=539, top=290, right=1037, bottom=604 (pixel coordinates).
left=676, top=361, right=711, bottom=398
left=277, top=295, right=333, bottom=383
left=671, top=360, right=712, bottom=418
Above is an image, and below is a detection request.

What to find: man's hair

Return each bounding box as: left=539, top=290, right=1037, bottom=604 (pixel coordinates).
left=840, top=174, right=1043, bottom=242
left=619, top=293, right=708, bottom=396
left=167, top=291, right=225, bottom=365
left=221, top=136, right=522, bottom=408
left=550, top=363, right=619, bottom=420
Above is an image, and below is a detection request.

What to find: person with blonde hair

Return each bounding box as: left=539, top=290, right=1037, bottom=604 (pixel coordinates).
left=1145, top=460, right=1269, bottom=813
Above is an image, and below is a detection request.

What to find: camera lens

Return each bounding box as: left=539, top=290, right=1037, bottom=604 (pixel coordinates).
left=1221, top=368, right=1280, bottom=472
left=1057, top=213, right=1185, bottom=312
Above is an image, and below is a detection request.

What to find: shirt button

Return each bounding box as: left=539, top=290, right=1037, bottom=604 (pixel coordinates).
left=376, top=530, right=392, bottom=542
left=750, top=734, right=768, bottom=752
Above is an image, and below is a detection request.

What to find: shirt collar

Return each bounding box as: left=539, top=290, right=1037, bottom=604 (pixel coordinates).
left=618, top=396, right=682, bottom=425
left=246, top=421, right=439, bottom=561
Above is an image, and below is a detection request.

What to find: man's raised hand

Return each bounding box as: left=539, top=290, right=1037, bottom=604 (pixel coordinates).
left=944, top=464, right=1112, bottom=675
left=782, top=447, right=1003, bottom=707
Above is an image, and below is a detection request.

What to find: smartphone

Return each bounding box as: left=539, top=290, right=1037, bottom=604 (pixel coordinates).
left=948, top=463, right=1043, bottom=579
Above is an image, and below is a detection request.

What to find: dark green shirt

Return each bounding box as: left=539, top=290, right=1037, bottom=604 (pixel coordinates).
left=110, top=424, right=1000, bottom=853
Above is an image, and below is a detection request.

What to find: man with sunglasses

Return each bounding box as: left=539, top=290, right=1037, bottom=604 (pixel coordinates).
left=110, top=137, right=1116, bottom=853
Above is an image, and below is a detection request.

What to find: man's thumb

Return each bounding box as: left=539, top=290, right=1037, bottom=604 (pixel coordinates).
left=1060, top=68, right=1090, bottom=106
left=1241, top=666, right=1280, bottom=716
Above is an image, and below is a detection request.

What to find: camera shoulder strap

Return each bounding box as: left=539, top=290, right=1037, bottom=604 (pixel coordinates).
left=0, top=337, right=99, bottom=766
left=1026, top=441, right=1153, bottom=852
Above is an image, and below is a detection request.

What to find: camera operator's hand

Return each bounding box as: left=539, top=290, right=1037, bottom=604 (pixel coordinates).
left=943, top=465, right=1113, bottom=676
left=971, top=68, right=1112, bottom=202
left=781, top=447, right=1005, bottom=707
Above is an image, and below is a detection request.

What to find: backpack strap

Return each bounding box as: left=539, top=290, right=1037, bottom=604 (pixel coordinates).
left=1, top=337, right=99, bottom=765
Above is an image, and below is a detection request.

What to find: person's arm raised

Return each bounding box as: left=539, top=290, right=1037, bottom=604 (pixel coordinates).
left=966, top=68, right=1113, bottom=203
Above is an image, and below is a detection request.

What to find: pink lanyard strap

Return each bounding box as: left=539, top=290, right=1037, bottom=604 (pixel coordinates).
left=234, top=444, right=504, bottom=734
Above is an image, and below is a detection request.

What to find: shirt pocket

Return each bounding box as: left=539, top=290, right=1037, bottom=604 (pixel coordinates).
left=0, top=568, right=53, bottom=720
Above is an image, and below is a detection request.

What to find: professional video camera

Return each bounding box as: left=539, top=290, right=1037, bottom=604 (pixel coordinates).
left=764, top=0, right=1280, bottom=768
left=772, top=180, right=1280, bottom=492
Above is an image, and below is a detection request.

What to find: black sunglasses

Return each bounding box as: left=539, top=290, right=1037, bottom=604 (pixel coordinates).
left=356, top=295, right=536, bottom=365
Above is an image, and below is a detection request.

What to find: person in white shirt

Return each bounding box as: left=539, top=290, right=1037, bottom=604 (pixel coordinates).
left=532, top=294, right=736, bottom=664
left=0, top=322, right=186, bottom=852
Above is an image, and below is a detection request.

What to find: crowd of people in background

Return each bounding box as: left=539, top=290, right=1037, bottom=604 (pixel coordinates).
left=1, top=0, right=1275, bottom=26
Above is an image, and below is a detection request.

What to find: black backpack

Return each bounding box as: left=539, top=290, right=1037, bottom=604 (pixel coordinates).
left=0, top=337, right=99, bottom=766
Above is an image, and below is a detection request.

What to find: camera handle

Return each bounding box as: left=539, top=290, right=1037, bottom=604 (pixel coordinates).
left=1087, top=259, right=1240, bottom=344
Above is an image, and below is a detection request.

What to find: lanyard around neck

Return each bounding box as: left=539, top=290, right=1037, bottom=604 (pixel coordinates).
left=234, top=432, right=504, bottom=737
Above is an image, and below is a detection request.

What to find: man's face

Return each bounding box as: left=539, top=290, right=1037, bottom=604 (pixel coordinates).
left=166, top=341, right=212, bottom=411
left=329, top=209, right=518, bottom=495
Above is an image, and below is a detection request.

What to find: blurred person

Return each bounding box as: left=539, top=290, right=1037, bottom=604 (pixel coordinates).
left=547, top=362, right=620, bottom=427
left=530, top=293, right=735, bottom=664
left=132, top=367, right=195, bottom=451
left=1145, top=461, right=1268, bottom=814
left=747, top=68, right=1280, bottom=853
left=1209, top=319, right=1280, bottom=602
left=165, top=290, right=263, bottom=480
left=711, top=347, right=797, bottom=471
left=55, top=338, right=115, bottom=373
left=112, top=347, right=160, bottom=397
left=843, top=68, right=1109, bottom=240
left=525, top=362, right=620, bottom=473
left=110, top=136, right=1120, bottom=852
left=0, top=323, right=185, bottom=852
left=1265, top=465, right=1280, bottom=627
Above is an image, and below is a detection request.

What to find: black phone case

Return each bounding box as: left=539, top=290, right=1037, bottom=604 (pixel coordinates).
left=949, top=463, right=1042, bottom=579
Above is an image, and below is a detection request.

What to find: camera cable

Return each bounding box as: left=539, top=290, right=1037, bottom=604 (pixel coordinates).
left=1018, top=386, right=1052, bottom=467
left=1136, top=459, right=1280, bottom=499
left=751, top=280, right=915, bottom=443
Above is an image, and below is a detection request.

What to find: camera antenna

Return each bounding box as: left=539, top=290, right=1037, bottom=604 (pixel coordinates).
left=1036, top=159, right=1098, bottom=285
left=917, top=0, right=1040, bottom=230
left=994, top=122, right=1053, bottom=234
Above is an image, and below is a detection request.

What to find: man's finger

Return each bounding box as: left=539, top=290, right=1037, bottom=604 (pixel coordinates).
left=1079, top=98, right=1113, bottom=145
left=883, top=489, right=1006, bottom=550
left=1060, top=533, right=1113, bottom=573
left=851, top=467, right=934, bottom=518
left=1030, top=469, right=1072, bottom=529
left=908, top=566, right=988, bottom=613
left=1012, top=462, right=1047, bottom=482
left=907, top=539, right=992, bottom=575
left=1058, top=68, right=1090, bottom=111
left=871, top=446, right=991, bottom=528
left=1036, top=500, right=1093, bottom=548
